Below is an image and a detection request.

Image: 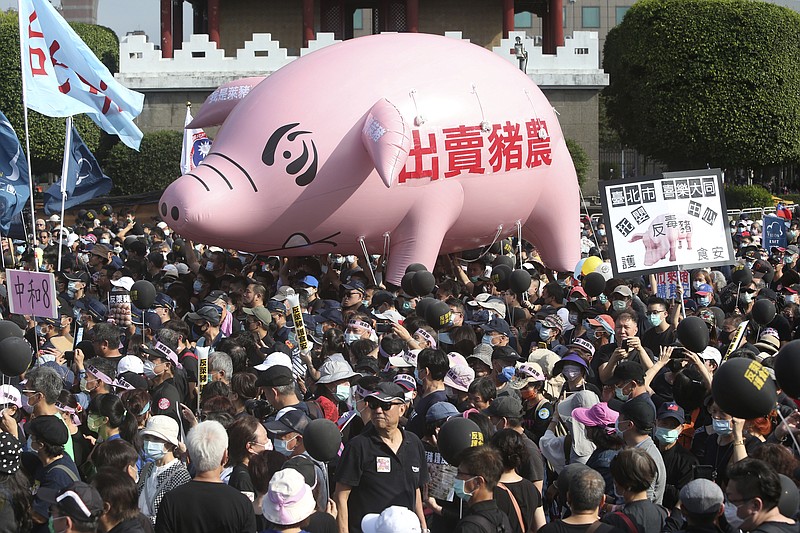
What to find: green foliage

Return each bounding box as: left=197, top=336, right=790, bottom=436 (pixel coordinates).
left=779, top=193, right=800, bottom=204
left=104, top=130, right=182, bottom=195
left=0, top=11, right=120, bottom=175
left=603, top=0, right=800, bottom=170
left=566, top=138, right=590, bottom=187
left=724, top=185, right=774, bottom=209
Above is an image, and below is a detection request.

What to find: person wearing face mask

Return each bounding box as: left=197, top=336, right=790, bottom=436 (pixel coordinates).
left=509, top=362, right=552, bottom=444
left=491, top=345, right=524, bottom=396
left=641, top=297, right=676, bottom=358
left=699, top=400, right=750, bottom=487
left=654, top=402, right=697, bottom=510
left=265, top=409, right=330, bottom=510
left=267, top=300, right=291, bottom=345
left=23, top=367, right=76, bottom=462
left=86, top=394, right=138, bottom=448
left=452, top=446, right=513, bottom=533
left=187, top=303, right=226, bottom=351
left=243, top=305, right=272, bottom=346
left=226, top=415, right=272, bottom=502
left=563, top=299, right=591, bottom=346
left=614, top=401, right=666, bottom=505
left=538, top=314, right=567, bottom=356
left=466, top=344, right=494, bottom=379
left=694, top=284, right=716, bottom=309
left=295, top=275, right=322, bottom=313
left=314, top=358, right=360, bottom=422
left=443, top=364, right=475, bottom=412
left=406, top=349, right=450, bottom=438
left=610, top=361, right=656, bottom=414
left=141, top=342, right=183, bottom=426
left=137, top=415, right=191, bottom=524
left=24, top=415, right=81, bottom=533
left=725, top=458, right=798, bottom=533
left=340, top=280, right=368, bottom=315
left=553, top=353, right=600, bottom=398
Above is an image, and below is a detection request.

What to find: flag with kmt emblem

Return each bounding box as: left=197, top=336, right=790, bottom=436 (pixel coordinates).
left=0, top=111, right=30, bottom=233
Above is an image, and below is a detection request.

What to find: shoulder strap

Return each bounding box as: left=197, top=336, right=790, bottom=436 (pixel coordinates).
left=304, top=400, right=324, bottom=420
left=52, top=464, right=79, bottom=482
left=462, top=513, right=505, bottom=533
left=585, top=521, right=604, bottom=533
left=496, top=482, right=526, bottom=532
left=612, top=511, right=638, bottom=533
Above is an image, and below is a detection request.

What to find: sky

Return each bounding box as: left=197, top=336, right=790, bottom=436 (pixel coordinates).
left=1, top=0, right=192, bottom=43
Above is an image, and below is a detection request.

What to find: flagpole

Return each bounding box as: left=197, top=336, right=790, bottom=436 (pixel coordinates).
left=17, top=0, right=40, bottom=256
left=57, top=116, right=72, bottom=272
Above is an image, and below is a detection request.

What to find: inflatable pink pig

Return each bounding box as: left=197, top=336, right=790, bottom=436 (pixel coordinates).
left=630, top=214, right=694, bottom=266
left=159, top=33, right=581, bottom=285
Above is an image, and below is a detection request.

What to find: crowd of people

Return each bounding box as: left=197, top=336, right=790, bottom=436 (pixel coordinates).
left=0, top=207, right=799, bottom=533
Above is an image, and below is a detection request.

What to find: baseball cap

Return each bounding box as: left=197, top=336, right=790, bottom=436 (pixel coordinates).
left=141, top=415, right=181, bottom=446
left=788, top=245, right=800, bottom=256
left=588, top=314, right=615, bottom=333
left=297, top=275, right=319, bottom=288
left=267, top=300, right=287, bottom=314
left=613, top=361, right=645, bottom=384
left=317, top=307, right=344, bottom=326
left=243, top=305, right=272, bottom=327
left=271, top=286, right=295, bottom=302
left=393, top=374, right=416, bottom=392
left=256, top=365, right=294, bottom=388
left=698, top=346, right=722, bottom=367
left=619, top=398, right=656, bottom=431
left=482, top=395, right=523, bottom=418
left=612, top=285, right=633, bottom=298
left=657, top=402, right=685, bottom=424
left=254, top=352, right=292, bottom=372
left=426, top=401, right=461, bottom=423
left=365, top=382, right=406, bottom=403
left=0, top=385, right=21, bottom=408
left=186, top=303, right=222, bottom=326
left=757, top=288, right=778, bottom=302
left=117, top=355, right=144, bottom=375
left=141, top=341, right=181, bottom=368
left=362, top=505, right=422, bottom=533
left=484, top=318, right=511, bottom=337
left=492, top=345, right=522, bottom=363
left=552, top=353, right=589, bottom=375
left=695, top=283, right=713, bottom=296
left=388, top=350, right=417, bottom=369
left=680, top=478, right=724, bottom=515
left=265, top=408, right=311, bottom=436
left=569, top=337, right=595, bottom=357
left=342, top=280, right=366, bottom=295
left=153, top=293, right=175, bottom=310
left=38, top=481, right=104, bottom=522
left=370, top=291, right=395, bottom=309
left=541, top=314, right=564, bottom=331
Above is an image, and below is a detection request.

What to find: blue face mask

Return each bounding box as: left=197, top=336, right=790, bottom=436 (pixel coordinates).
left=454, top=477, right=475, bottom=502
left=648, top=312, right=663, bottom=327
left=697, top=296, right=710, bottom=307
left=598, top=294, right=608, bottom=304
left=273, top=436, right=297, bottom=457
left=712, top=418, right=732, bottom=436
left=481, top=334, right=495, bottom=346
left=655, top=426, right=680, bottom=445
left=144, top=441, right=166, bottom=461
left=539, top=328, right=552, bottom=341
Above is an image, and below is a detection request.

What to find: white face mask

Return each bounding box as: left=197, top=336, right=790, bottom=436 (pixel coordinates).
left=344, top=332, right=361, bottom=345
left=346, top=255, right=356, bottom=263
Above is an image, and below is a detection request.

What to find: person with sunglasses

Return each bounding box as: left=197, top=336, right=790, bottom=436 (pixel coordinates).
left=334, top=382, right=428, bottom=533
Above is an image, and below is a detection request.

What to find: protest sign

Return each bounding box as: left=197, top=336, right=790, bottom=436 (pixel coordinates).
left=600, top=170, right=734, bottom=276
left=6, top=269, right=57, bottom=318
left=762, top=214, right=788, bottom=252
left=655, top=270, right=690, bottom=300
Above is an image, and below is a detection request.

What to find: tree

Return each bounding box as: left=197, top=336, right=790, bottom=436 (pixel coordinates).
left=0, top=10, right=120, bottom=174
left=603, top=0, right=800, bottom=170
left=104, top=130, right=182, bottom=195
left=566, top=138, right=590, bottom=187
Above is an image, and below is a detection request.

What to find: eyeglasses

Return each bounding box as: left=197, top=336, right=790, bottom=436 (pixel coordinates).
left=727, top=495, right=754, bottom=507
left=343, top=292, right=362, bottom=298
left=365, top=397, right=401, bottom=411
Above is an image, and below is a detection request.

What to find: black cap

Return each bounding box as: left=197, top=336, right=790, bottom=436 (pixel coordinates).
left=342, top=280, right=366, bottom=295
left=484, top=318, right=511, bottom=337
left=265, top=408, right=311, bottom=436
left=25, top=415, right=69, bottom=446
left=482, top=395, right=523, bottom=418
left=620, top=398, right=656, bottom=431
left=370, top=290, right=395, bottom=309
left=365, top=382, right=406, bottom=403
left=492, top=345, right=522, bottom=362
left=657, top=402, right=685, bottom=424
left=757, top=288, right=778, bottom=302
left=281, top=455, right=317, bottom=488
left=38, top=481, right=104, bottom=521
left=267, top=300, right=287, bottom=314
left=567, top=299, right=590, bottom=314
left=613, top=361, right=645, bottom=384
left=256, top=365, right=294, bottom=388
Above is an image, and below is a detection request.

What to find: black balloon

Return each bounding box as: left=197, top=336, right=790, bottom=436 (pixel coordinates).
left=405, top=263, right=427, bottom=274
left=774, top=340, right=800, bottom=398
left=426, top=300, right=452, bottom=331
left=582, top=272, right=606, bottom=297
left=731, top=267, right=753, bottom=286
left=752, top=299, right=776, bottom=326
left=508, top=269, right=532, bottom=294
left=491, top=264, right=512, bottom=291
left=400, top=272, right=416, bottom=296
left=303, top=419, right=342, bottom=462
left=492, top=255, right=515, bottom=269
left=0, top=321, right=24, bottom=343
left=76, top=209, right=87, bottom=221
left=415, top=298, right=436, bottom=320
left=438, top=417, right=484, bottom=466
left=712, top=357, right=777, bottom=419
left=676, top=316, right=710, bottom=353
left=779, top=474, right=799, bottom=518
left=130, top=280, right=156, bottom=309
left=0, top=336, right=33, bottom=376
left=411, top=271, right=436, bottom=296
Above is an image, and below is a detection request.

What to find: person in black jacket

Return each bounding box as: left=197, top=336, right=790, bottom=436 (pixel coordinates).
left=454, top=446, right=514, bottom=533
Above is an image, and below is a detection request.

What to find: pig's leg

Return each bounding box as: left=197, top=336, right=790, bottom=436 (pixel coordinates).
left=685, top=232, right=693, bottom=250
left=384, top=183, right=464, bottom=286
left=668, top=234, right=678, bottom=261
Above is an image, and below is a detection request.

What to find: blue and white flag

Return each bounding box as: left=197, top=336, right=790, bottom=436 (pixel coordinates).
left=18, top=0, right=145, bottom=149
left=43, top=125, right=112, bottom=215
left=181, top=106, right=211, bottom=174
left=0, top=111, right=31, bottom=234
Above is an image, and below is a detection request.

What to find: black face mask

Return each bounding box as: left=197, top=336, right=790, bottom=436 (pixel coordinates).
left=719, top=330, right=731, bottom=344
left=191, top=323, right=206, bottom=340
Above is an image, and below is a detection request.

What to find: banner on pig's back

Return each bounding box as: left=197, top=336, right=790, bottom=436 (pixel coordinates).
left=599, top=170, right=735, bottom=277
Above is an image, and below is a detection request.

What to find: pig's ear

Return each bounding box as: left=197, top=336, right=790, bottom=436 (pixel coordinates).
left=361, top=98, right=411, bottom=188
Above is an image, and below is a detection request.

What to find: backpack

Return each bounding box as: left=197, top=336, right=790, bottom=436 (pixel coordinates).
left=460, top=513, right=507, bottom=533
left=304, top=399, right=324, bottom=420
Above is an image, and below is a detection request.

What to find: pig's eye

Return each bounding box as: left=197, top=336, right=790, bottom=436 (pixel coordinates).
left=262, top=123, right=319, bottom=186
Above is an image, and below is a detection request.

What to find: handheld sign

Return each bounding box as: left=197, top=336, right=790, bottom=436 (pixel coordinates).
left=6, top=269, right=57, bottom=318
left=724, top=320, right=749, bottom=361
left=285, top=293, right=309, bottom=352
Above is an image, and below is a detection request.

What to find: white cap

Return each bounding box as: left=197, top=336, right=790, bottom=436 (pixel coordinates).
left=110, top=276, right=134, bottom=291
left=48, top=214, right=60, bottom=222
left=254, top=352, right=292, bottom=371
left=161, top=264, right=178, bottom=278
left=362, top=506, right=421, bottom=533
left=0, top=385, right=21, bottom=408
left=388, top=350, right=417, bottom=368
left=373, top=310, right=404, bottom=324
left=117, top=355, right=144, bottom=375
left=156, top=221, right=168, bottom=229
left=699, top=346, right=722, bottom=367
